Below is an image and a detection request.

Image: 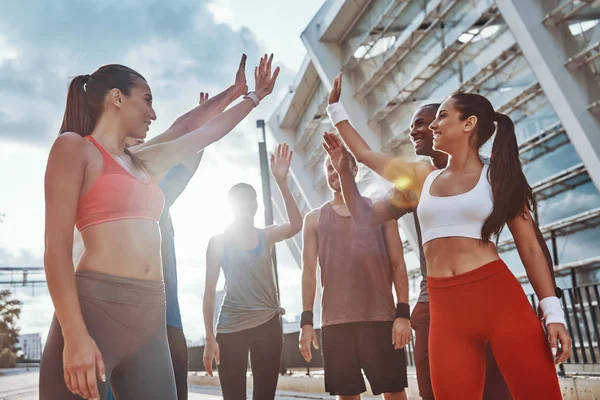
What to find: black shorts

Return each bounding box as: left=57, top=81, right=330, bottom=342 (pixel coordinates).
left=321, top=321, right=408, bottom=396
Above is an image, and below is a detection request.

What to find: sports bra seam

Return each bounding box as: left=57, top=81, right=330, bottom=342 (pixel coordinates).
left=86, top=136, right=152, bottom=184
left=426, top=165, right=488, bottom=199
left=77, top=215, right=158, bottom=230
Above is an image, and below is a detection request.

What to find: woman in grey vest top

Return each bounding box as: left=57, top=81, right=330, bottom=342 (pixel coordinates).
left=202, top=143, right=302, bottom=400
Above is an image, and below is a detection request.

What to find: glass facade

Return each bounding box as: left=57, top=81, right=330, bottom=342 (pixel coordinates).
left=269, top=0, right=600, bottom=303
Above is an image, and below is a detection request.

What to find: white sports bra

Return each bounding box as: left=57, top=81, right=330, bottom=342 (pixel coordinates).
left=417, top=164, right=494, bottom=245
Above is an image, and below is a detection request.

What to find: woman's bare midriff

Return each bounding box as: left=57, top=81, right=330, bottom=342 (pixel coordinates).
left=423, top=237, right=500, bottom=278
left=76, top=219, right=163, bottom=281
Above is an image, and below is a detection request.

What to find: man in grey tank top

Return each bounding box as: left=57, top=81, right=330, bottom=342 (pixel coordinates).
left=300, top=153, right=411, bottom=399
left=202, top=143, right=303, bottom=400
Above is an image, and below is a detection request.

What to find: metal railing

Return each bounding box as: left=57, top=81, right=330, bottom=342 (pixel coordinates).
left=529, top=282, right=600, bottom=366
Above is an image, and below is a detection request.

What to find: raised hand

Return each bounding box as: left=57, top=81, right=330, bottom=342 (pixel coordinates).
left=322, top=131, right=351, bottom=173
left=199, top=92, right=209, bottom=104
left=233, top=54, right=248, bottom=98
left=328, top=72, right=342, bottom=104
left=254, top=53, right=280, bottom=101
left=270, top=142, right=293, bottom=183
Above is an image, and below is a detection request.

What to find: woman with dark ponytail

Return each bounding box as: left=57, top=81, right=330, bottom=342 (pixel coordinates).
left=326, top=85, right=571, bottom=399
left=40, top=55, right=280, bottom=400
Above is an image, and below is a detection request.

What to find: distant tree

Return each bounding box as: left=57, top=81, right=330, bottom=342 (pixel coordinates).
left=0, top=290, right=22, bottom=367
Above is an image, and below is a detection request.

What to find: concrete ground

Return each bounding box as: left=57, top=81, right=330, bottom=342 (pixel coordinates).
left=0, top=369, right=357, bottom=400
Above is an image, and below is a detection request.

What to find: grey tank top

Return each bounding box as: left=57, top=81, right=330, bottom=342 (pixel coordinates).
left=216, top=228, right=281, bottom=334
left=317, top=202, right=396, bottom=327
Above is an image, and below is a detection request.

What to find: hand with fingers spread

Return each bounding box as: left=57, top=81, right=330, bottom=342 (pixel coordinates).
left=63, top=333, right=105, bottom=400
left=203, top=338, right=220, bottom=377
left=199, top=92, right=209, bottom=104
left=392, top=318, right=412, bottom=350
left=254, top=53, right=280, bottom=101
left=299, top=325, right=320, bottom=363
left=270, top=143, right=293, bottom=183
left=322, top=132, right=351, bottom=173
left=328, top=73, right=342, bottom=104
left=232, top=54, right=248, bottom=98
left=548, top=323, right=572, bottom=364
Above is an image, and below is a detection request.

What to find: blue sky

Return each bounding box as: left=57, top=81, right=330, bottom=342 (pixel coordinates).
left=0, top=0, right=325, bottom=343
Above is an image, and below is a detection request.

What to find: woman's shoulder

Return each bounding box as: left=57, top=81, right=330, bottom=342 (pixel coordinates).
left=51, top=132, right=87, bottom=149
left=47, top=133, right=91, bottom=171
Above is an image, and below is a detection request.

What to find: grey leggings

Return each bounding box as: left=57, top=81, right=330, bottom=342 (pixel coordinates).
left=39, top=270, right=176, bottom=400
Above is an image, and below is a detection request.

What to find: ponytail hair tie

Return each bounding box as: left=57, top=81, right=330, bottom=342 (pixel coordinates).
left=82, top=74, right=92, bottom=92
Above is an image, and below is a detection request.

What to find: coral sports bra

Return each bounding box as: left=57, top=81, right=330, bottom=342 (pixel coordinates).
left=75, top=136, right=165, bottom=231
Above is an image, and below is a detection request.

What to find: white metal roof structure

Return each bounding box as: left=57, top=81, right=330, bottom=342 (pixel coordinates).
left=268, top=0, right=600, bottom=299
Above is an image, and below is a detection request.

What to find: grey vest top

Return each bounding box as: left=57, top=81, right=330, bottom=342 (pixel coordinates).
left=216, top=228, right=281, bottom=334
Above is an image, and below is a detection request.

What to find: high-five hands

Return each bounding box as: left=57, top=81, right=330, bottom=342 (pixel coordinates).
left=270, top=143, right=293, bottom=183
left=322, top=131, right=351, bottom=173
left=328, top=72, right=342, bottom=104
left=232, top=54, right=248, bottom=98
left=254, top=54, right=280, bottom=101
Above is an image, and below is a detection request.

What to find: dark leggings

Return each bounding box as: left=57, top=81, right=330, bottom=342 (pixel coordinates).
left=167, top=325, right=189, bottom=400
left=216, top=316, right=283, bottom=400
left=39, top=270, right=176, bottom=400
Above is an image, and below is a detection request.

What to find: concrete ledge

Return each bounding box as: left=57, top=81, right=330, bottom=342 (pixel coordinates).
left=560, top=374, right=600, bottom=399
left=190, top=371, right=600, bottom=399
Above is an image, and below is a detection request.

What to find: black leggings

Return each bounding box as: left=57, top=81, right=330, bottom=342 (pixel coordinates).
left=216, top=316, right=283, bottom=400
left=167, top=325, right=189, bottom=400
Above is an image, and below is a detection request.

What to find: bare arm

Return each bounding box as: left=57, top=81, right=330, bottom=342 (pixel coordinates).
left=533, top=222, right=557, bottom=288
left=157, top=92, right=209, bottom=205
left=138, top=55, right=280, bottom=178
left=299, top=210, right=321, bottom=362
left=131, top=56, right=248, bottom=151
left=338, top=163, right=403, bottom=228
left=203, top=235, right=223, bottom=342
left=323, top=132, right=411, bottom=227
left=326, top=74, right=432, bottom=188
left=508, top=209, right=572, bottom=364
left=384, top=221, right=408, bottom=304
left=44, top=134, right=88, bottom=340
left=180, top=92, right=210, bottom=174
left=44, top=133, right=105, bottom=399
left=139, top=97, right=254, bottom=176
left=266, top=143, right=303, bottom=244
left=202, top=234, right=223, bottom=376
left=508, top=211, right=555, bottom=300
left=383, top=219, right=412, bottom=349
left=301, top=211, right=319, bottom=312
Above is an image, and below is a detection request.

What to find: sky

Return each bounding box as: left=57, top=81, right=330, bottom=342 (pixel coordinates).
left=0, top=0, right=325, bottom=344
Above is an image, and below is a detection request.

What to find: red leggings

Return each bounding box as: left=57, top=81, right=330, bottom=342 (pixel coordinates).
left=427, top=260, right=562, bottom=400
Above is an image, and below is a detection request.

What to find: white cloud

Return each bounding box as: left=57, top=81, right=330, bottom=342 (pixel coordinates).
left=207, top=0, right=234, bottom=25
left=0, top=0, right=300, bottom=343
left=538, top=185, right=600, bottom=225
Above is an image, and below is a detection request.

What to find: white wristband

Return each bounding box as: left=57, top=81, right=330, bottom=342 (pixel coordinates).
left=244, top=91, right=260, bottom=107
left=326, top=102, right=349, bottom=126
left=539, top=296, right=566, bottom=327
